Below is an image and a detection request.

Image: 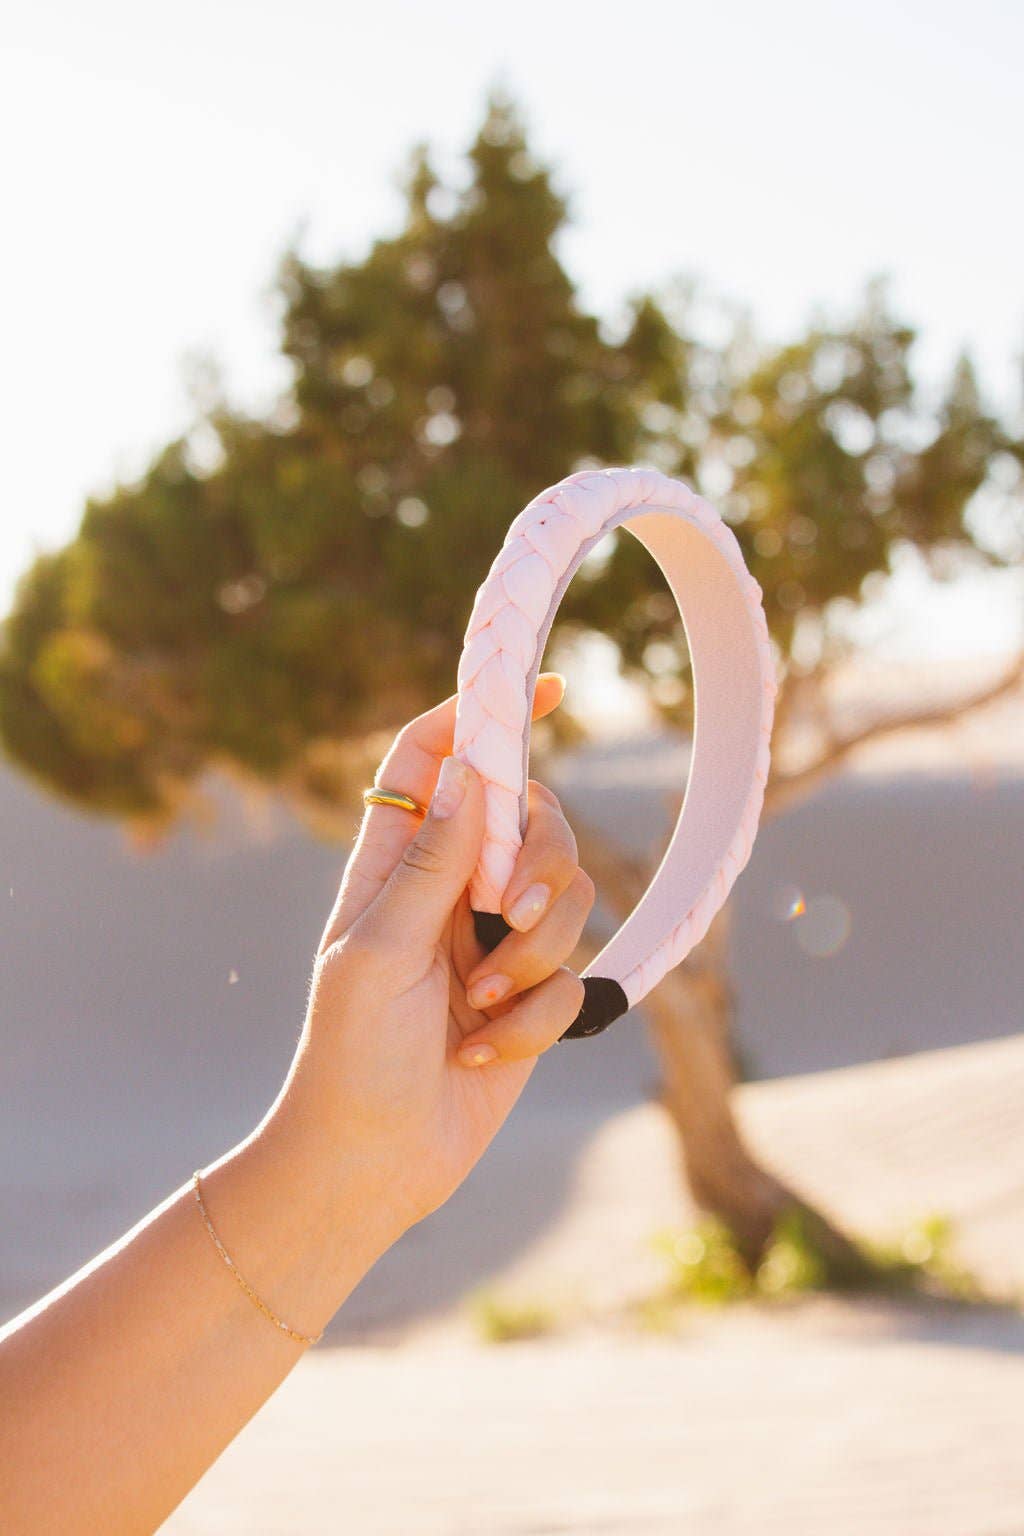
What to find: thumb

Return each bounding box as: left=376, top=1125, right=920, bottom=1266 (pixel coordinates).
left=369, top=757, right=485, bottom=951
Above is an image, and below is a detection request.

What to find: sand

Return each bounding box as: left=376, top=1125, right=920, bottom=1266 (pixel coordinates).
left=165, top=1036, right=1024, bottom=1535
left=2, top=666, right=1022, bottom=1531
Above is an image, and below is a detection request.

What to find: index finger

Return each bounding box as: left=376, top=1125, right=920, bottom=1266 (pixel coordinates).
left=319, top=672, right=566, bottom=950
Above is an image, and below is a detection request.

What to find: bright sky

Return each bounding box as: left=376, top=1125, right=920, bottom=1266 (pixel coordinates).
left=2, top=0, right=1022, bottom=655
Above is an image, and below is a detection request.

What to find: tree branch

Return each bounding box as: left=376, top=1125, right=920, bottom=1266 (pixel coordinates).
left=766, top=650, right=1024, bottom=815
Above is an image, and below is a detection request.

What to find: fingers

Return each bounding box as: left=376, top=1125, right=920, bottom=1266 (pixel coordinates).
left=456, top=967, right=586, bottom=1067
left=320, top=673, right=565, bottom=948
left=375, top=673, right=564, bottom=809
left=455, top=814, right=596, bottom=1066
left=498, top=781, right=579, bottom=934
left=353, top=758, right=486, bottom=957
left=463, top=868, right=595, bottom=1010
left=452, top=775, right=595, bottom=1063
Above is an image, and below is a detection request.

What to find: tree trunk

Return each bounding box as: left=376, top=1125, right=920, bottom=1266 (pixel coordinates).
left=644, top=908, right=793, bottom=1263
left=570, top=816, right=871, bottom=1280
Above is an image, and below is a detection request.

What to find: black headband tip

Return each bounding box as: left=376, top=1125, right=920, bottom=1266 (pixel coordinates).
left=470, top=909, right=627, bottom=1042
left=472, top=909, right=514, bottom=950
left=560, top=975, right=629, bottom=1041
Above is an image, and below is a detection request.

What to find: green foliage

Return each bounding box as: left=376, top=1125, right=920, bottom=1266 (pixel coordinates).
left=652, top=1218, right=755, bottom=1305
left=1, top=88, right=1020, bottom=820
left=862, top=1211, right=984, bottom=1302
left=756, top=1207, right=831, bottom=1296
left=469, top=1288, right=557, bottom=1344
left=651, top=1207, right=983, bottom=1309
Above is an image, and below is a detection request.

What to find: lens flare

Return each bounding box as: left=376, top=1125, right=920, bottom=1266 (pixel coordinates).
left=795, top=895, right=852, bottom=958
left=771, top=883, right=806, bottom=921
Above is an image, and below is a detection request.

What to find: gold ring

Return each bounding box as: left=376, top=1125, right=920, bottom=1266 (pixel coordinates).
left=362, top=787, right=428, bottom=818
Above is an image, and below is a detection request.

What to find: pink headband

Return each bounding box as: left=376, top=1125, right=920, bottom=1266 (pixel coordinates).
left=454, top=466, right=776, bottom=1039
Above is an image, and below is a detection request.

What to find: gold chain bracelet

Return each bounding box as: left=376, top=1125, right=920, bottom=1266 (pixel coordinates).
left=191, top=1170, right=323, bottom=1348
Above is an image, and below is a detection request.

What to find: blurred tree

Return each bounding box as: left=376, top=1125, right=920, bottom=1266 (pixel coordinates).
left=2, top=90, right=1021, bottom=1272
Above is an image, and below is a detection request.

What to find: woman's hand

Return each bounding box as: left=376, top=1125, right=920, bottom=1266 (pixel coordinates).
left=0, top=674, right=593, bottom=1533
left=277, top=672, right=595, bottom=1246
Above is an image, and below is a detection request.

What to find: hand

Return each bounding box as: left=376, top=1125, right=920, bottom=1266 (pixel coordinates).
left=0, top=674, right=593, bottom=1531
left=276, top=673, right=595, bottom=1246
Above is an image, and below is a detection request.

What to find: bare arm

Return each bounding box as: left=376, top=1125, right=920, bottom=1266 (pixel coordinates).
left=0, top=1118, right=396, bottom=1533
left=0, top=675, right=593, bottom=1533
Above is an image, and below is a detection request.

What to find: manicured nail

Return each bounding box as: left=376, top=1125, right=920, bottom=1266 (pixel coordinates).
left=507, top=882, right=550, bottom=932
left=431, top=756, right=468, bottom=819
left=468, top=974, right=512, bottom=1010
left=458, top=1041, right=498, bottom=1068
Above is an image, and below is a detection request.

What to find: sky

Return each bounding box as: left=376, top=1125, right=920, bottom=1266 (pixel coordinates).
left=2, top=0, right=1022, bottom=656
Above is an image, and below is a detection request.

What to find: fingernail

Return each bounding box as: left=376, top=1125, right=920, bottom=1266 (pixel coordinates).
left=468, top=974, right=512, bottom=1009
left=431, top=756, right=468, bottom=819
left=507, top=882, right=550, bottom=932
left=458, top=1041, right=498, bottom=1068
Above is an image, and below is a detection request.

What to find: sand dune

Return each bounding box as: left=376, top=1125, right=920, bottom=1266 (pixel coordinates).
left=166, top=1035, right=1024, bottom=1535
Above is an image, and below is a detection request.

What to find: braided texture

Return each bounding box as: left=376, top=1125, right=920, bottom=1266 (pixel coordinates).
left=453, top=466, right=776, bottom=1007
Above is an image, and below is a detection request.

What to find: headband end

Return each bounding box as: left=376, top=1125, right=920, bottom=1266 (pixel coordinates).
left=472, top=908, right=513, bottom=951
left=560, top=976, right=629, bottom=1041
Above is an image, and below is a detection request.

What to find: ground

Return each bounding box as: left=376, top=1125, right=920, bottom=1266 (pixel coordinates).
left=2, top=669, right=1021, bottom=1533
left=166, top=1036, right=1024, bottom=1535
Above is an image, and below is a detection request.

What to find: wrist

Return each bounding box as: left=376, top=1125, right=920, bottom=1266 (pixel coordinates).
left=200, top=1086, right=405, bottom=1344
left=274, top=1016, right=431, bottom=1248
left=260, top=1080, right=408, bottom=1273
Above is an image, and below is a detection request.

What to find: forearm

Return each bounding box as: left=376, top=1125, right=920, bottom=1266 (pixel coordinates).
left=0, top=703, right=588, bottom=1532
left=0, top=1072, right=399, bottom=1534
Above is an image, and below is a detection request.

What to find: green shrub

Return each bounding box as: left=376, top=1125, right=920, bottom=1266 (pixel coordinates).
left=652, top=1220, right=753, bottom=1305
left=651, top=1207, right=984, bottom=1310
left=469, top=1289, right=557, bottom=1344
left=864, top=1211, right=983, bottom=1301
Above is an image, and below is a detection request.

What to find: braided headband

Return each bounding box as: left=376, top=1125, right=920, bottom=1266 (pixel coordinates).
left=453, top=466, right=776, bottom=1040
